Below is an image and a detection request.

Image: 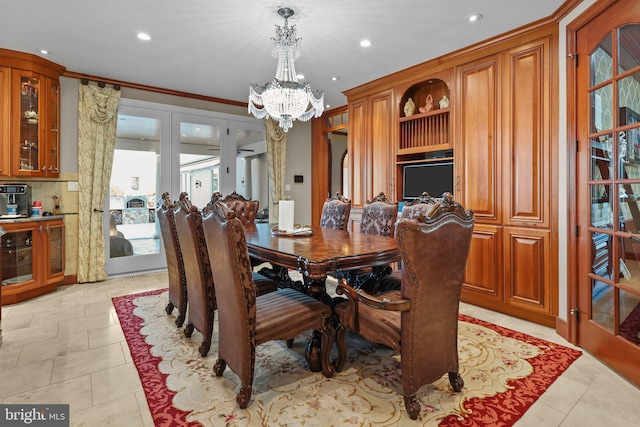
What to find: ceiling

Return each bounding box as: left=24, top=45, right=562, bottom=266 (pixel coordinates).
left=1, top=0, right=565, bottom=110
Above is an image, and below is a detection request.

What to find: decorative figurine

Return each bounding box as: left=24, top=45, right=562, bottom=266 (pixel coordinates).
left=439, top=95, right=450, bottom=109
left=419, top=94, right=434, bottom=114
left=403, top=97, right=416, bottom=117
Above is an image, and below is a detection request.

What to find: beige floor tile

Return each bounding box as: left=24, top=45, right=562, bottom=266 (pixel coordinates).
left=1, top=322, right=60, bottom=348
left=135, top=390, right=154, bottom=427
left=30, top=305, right=87, bottom=326
left=515, top=401, right=568, bottom=426
left=18, top=331, right=88, bottom=366
left=91, top=363, right=142, bottom=405
left=560, top=400, right=638, bottom=427
left=0, top=359, right=53, bottom=400
left=121, top=342, right=134, bottom=364
left=88, top=324, right=125, bottom=348
left=3, top=375, right=93, bottom=412
left=0, top=344, right=22, bottom=369
left=51, top=343, right=125, bottom=383
left=1, top=312, right=34, bottom=330
left=70, top=394, right=144, bottom=427
left=84, top=300, right=117, bottom=316
left=57, top=312, right=115, bottom=336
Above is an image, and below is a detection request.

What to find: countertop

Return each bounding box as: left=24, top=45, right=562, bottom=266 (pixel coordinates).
left=0, top=215, right=65, bottom=224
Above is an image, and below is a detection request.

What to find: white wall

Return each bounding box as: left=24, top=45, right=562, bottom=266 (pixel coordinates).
left=283, top=121, right=313, bottom=225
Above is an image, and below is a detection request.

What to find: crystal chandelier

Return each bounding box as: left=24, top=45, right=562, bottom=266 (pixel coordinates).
left=248, top=7, right=324, bottom=132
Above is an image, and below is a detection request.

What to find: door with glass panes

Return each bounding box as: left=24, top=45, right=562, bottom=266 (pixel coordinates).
left=575, top=0, right=640, bottom=386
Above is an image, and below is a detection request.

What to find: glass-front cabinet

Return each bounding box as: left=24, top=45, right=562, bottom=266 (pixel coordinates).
left=11, top=70, right=60, bottom=177
left=0, top=48, right=64, bottom=177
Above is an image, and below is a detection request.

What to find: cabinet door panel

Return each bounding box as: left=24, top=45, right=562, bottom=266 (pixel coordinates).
left=504, top=227, right=551, bottom=313
left=349, top=99, right=367, bottom=207
left=463, top=224, right=502, bottom=298
left=504, top=40, right=550, bottom=226
left=0, top=67, right=10, bottom=176
left=457, top=56, right=501, bottom=222
left=371, top=90, right=393, bottom=200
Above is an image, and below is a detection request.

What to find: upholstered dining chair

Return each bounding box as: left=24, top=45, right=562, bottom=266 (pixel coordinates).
left=335, top=193, right=475, bottom=420
left=399, top=191, right=438, bottom=219
left=219, top=191, right=261, bottom=227
left=156, top=192, right=188, bottom=327
left=210, top=192, right=279, bottom=294
left=341, top=192, right=398, bottom=292
left=202, top=199, right=337, bottom=409
left=320, top=192, right=352, bottom=230
left=174, top=192, right=216, bottom=357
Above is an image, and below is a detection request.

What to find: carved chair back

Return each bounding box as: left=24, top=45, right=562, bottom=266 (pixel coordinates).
left=360, top=192, right=398, bottom=237
left=155, top=192, right=188, bottom=327
left=173, top=192, right=216, bottom=356
left=320, top=192, right=352, bottom=230
left=399, top=191, right=438, bottom=220
left=219, top=191, right=260, bottom=227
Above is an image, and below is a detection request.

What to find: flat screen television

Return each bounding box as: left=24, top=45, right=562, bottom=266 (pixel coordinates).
left=402, top=161, right=454, bottom=200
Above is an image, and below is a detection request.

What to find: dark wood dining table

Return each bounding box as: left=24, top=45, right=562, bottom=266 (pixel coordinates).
left=244, top=222, right=400, bottom=372
left=244, top=223, right=400, bottom=290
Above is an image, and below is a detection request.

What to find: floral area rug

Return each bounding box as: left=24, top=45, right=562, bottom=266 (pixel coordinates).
left=113, top=290, right=581, bottom=426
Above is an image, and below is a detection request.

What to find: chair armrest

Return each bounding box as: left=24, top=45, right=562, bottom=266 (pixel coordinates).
left=336, top=279, right=411, bottom=331
left=355, top=288, right=411, bottom=312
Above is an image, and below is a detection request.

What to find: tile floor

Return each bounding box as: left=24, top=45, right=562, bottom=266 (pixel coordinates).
left=1, top=271, right=639, bottom=426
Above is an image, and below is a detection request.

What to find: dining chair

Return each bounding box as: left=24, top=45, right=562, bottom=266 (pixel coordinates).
left=335, top=192, right=475, bottom=420
left=174, top=192, right=216, bottom=357
left=210, top=192, right=279, bottom=295
left=342, top=192, right=398, bottom=292
left=155, top=192, right=188, bottom=327
left=219, top=191, right=261, bottom=227
left=319, top=192, right=351, bottom=230
left=202, top=199, right=337, bottom=409
left=399, top=191, right=438, bottom=219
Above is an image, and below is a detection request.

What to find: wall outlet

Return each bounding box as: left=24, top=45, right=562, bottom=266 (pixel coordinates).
left=285, top=184, right=291, bottom=191
left=67, top=181, right=79, bottom=191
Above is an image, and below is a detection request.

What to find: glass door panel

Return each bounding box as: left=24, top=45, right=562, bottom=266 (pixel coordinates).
left=105, top=104, right=170, bottom=275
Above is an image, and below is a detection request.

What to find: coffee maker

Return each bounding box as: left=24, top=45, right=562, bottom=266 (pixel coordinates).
left=0, top=184, right=32, bottom=217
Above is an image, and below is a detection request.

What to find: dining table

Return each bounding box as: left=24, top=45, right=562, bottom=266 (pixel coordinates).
left=244, top=222, right=401, bottom=372
left=244, top=222, right=400, bottom=293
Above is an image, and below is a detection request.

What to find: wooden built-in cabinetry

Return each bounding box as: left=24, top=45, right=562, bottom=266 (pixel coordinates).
left=0, top=49, right=65, bottom=178
left=340, top=23, right=558, bottom=326
left=0, top=218, right=65, bottom=305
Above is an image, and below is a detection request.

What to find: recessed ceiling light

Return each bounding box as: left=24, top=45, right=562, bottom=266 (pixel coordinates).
left=465, top=14, right=483, bottom=23
left=331, top=76, right=339, bottom=81
left=137, top=32, right=151, bottom=41
left=360, top=39, right=372, bottom=47
left=40, top=49, right=48, bottom=55
left=297, top=74, right=305, bottom=80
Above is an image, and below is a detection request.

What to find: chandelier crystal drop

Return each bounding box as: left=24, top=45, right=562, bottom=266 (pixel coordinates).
left=248, top=7, right=324, bottom=132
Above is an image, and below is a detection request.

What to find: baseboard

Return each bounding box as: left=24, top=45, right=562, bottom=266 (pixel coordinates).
left=60, top=275, right=78, bottom=286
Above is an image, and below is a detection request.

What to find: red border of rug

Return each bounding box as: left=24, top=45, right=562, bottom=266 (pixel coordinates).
left=113, top=289, right=202, bottom=427
left=113, top=290, right=581, bottom=427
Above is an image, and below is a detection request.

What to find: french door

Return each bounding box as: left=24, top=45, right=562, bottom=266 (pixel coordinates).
left=105, top=100, right=267, bottom=276
left=575, top=0, right=640, bottom=385
left=105, top=104, right=170, bottom=275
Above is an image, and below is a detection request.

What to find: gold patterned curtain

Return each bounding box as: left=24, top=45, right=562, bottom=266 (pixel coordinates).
left=77, top=84, right=121, bottom=283
left=264, top=118, right=287, bottom=222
